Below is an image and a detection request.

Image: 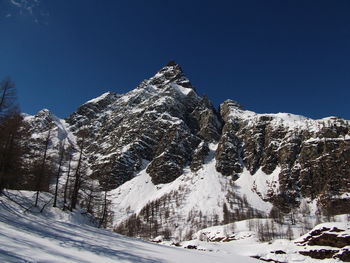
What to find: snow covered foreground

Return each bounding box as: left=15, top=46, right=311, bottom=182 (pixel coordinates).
left=0, top=191, right=259, bottom=263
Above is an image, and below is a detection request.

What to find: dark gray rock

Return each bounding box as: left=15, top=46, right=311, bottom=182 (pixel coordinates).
left=190, top=142, right=210, bottom=172
left=216, top=100, right=350, bottom=211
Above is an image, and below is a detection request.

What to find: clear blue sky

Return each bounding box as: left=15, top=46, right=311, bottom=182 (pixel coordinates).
left=1, top=0, right=350, bottom=119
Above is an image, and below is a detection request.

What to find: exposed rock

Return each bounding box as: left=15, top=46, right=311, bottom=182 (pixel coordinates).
left=66, top=91, right=121, bottom=133
left=190, top=142, right=210, bottom=172
left=307, top=233, right=350, bottom=248
left=295, top=225, right=350, bottom=261
left=184, top=245, right=197, bottom=249
left=216, top=100, right=350, bottom=210
left=299, top=249, right=338, bottom=259
left=190, top=96, right=222, bottom=141
left=251, top=255, right=286, bottom=263
left=272, top=250, right=286, bottom=254
left=335, top=248, right=350, bottom=262
left=215, top=122, right=243, bottom=177
left=298, top=227, right=350, bottom=248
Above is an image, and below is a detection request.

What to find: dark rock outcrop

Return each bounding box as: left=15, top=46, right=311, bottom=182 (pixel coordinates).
left=298, top=226, right=350, bottom=248
left=296, top=225, right=350, bottom=262
left=299, top=249, right=339, bottom=259
left=216, top=100, right=350, bottom=210
left=336, top=249, right=350, bottom=262
left=190, top=142, right=210, bottom=172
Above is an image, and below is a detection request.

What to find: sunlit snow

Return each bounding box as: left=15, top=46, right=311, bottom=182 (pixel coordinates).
left=0, top=191, right=259, bottom=263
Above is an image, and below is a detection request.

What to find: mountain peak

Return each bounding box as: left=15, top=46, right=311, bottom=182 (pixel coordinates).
left=148, top=61, right=195, bottom=91
left=35, top=108, right=52, bottom=118
left=166, top=60, right=179, bottom=67
left=222, top=99, right=244, bottom=110
left=156, top=61, right=183, bottom=77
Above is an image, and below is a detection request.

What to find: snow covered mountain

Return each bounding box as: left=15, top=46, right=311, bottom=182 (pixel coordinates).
left=22, top=61, right=350, bottom=247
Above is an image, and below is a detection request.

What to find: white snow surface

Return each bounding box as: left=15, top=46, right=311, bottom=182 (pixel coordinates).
left=170, top=83, right=192, bottom=96
left=227, top=104, right=350, bottom=131
left=236, top=167, right=280, bottom=209
left=184, top=219, right=350, bottom=263
left=0, top=190, right=259, bottom=263
left=84, top=91, right=111, bottom=104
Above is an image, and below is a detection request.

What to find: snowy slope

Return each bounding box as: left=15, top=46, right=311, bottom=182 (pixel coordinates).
left=110, top=144, right=275, bottom=239
left=182, top=218, right=350, bottom=263
left=0, top=191, right=259, bottom=263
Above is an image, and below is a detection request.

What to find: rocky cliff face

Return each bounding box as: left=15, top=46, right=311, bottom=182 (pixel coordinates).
left=217, top=100, right=350, bottom=212
left=65, top=62, right=221, bottom=189
left=23, top=62, right=350, bottom=236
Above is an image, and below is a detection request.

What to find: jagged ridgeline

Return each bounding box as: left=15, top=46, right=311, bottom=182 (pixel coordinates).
left=23, top=62, right=350, bottom=238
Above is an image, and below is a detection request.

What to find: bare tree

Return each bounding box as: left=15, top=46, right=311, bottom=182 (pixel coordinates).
left=94, top=156, right=116, bottom=228
left=0, top=78, right=26, bottom=192
left=98, top=190, right=109, bottom=228
left=286, top=223, right=294, bottom=240
left=289, top=208, right=297, bottom=225
left=81, top=181, right=98, bottom=214
left=247, top=219, right=255, bottom=231
left=223, top=203, right=230, bottom=224
left=0, top=113, right=29, bottom=191
left=256, top=221, right=266, bottom=242
left=34, top=127, right=53, bottom=207
left=269, top=206, right=283, bottom=224
left=0, top=77, right=17, bottom=117
left=62, top=145, right=74, bottom=210
left=70, top=128, right=89, bottom=210
left=53, top=140, right=65, bottom=207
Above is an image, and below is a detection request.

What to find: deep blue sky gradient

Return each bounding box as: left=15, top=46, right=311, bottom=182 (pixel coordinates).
left=1, top=0, right=350, bottom=119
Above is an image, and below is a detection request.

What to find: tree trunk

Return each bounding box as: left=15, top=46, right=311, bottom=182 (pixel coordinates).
left=53, top=143, right=65, bottom=207
left=35, top=130, right=51, bottom=207
left=0, top=128, right=15, bottom=191
left=63, top=153, right=72, bottom=211
left=70, top=145, right=83, bottom=210
left=69, top=128, right=88, bottom=211
left=99, top=190, right=108, bottom=228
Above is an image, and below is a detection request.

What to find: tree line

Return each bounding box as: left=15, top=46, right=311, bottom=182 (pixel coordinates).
left=0, top=77, right=113, bottom=228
